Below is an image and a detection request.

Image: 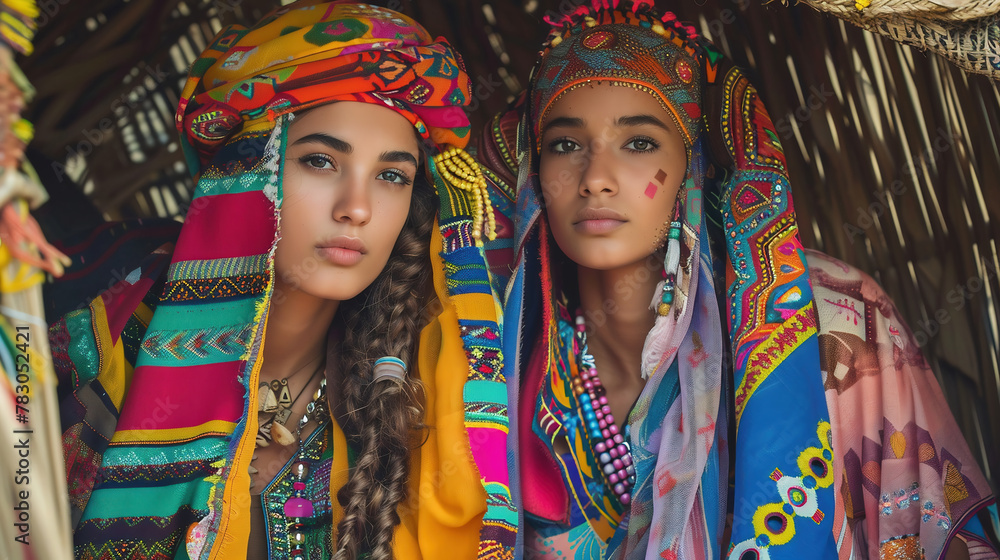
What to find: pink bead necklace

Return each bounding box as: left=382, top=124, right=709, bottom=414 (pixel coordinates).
left=572, top=311, right=637, bottom=505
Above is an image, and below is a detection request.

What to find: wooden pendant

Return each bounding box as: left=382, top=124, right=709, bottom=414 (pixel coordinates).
left=258, top=383, right=278, bottom=413
left=256, top=433, right=270, bottom=447
left=277, top=379, right=292, bottom=407
left=272, top=422, right=296, bottom=446
left=273, top=406, right=292, bottom=426
left=256, top=420, right=272, bottom=447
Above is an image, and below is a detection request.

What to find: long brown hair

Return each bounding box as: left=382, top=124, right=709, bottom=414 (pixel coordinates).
left=330, top=167, right=436, bottom=560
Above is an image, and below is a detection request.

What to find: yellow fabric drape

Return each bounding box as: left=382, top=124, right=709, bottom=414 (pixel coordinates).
left=393, top=224, right=488, bottom=559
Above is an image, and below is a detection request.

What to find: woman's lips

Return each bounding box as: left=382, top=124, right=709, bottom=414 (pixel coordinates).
left=574, top=219, right=626, bottom=234
left=316, top=247, right=364, bottom=266
left=573, top=207, right=627, bottom=234
left=316, top=236, right=366, bottom=266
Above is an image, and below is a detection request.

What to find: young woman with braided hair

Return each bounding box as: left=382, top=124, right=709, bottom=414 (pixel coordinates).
left=249, top=100, right=437, bottom=560
left=50, top=2, right=513, bottom=559
left=325, top=142, right=437, bottom=560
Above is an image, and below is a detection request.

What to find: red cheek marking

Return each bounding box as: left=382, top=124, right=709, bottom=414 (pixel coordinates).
left=655, top=169, right=668, bottom=184
left=644, top=182, right=658, bottom=199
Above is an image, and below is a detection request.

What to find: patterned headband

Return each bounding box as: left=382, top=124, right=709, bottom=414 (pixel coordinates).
left=529, top=1, right=704, bottom=147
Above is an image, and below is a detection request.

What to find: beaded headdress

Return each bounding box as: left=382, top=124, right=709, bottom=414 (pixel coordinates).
left=529, top=1, right=703, bottom=148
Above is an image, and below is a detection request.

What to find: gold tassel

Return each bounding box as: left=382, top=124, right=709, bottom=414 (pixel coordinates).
left=433, top=147, right=497, bottom=243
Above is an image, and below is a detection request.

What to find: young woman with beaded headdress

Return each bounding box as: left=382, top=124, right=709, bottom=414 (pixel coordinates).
left=49, top=1, right=514, bottom=559
left=474, top=1, right=999, bottom=558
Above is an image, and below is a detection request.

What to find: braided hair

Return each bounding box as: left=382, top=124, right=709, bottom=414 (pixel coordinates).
left=331, top=168, right=436, bottom=560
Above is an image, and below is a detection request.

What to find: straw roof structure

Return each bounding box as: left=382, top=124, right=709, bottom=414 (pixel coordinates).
left=20, top=0, right=1000, bottom=496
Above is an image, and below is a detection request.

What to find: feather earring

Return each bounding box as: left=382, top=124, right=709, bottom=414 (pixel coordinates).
left=658, top=199, right=683, bottom=317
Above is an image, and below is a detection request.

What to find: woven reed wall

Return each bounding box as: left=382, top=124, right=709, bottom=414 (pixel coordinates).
left=22, top=0, right=999, bottom=493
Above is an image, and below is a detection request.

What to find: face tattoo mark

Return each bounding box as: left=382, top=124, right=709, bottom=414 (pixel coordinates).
left=646, top=168, right=669, bottom=198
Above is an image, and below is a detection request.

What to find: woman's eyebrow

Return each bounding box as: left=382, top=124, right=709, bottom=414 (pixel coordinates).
left=541, top=116, right=586, bottom=136
left=292, top=133, right=352, bottom=153
left=379, top=150, right=419, bottom=167
left=615, top=114, right=673, bottom=132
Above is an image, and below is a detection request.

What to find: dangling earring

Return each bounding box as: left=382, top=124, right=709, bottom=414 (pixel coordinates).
left=658, top=199, right=683, bottom=317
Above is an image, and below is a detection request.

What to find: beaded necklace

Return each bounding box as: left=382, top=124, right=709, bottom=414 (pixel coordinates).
left=282, top=376, right=329, bottom=560
left=256, top=359, right=325, bottom=450
left=571, top=310, right=637, bottom=505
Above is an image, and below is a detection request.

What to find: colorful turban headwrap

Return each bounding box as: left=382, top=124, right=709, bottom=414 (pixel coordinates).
left=54, top=2, right=512, bottom=559
left=177, top=0, right=473, bottom=172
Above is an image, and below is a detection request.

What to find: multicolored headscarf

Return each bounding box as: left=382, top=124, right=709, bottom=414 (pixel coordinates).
left=177, top=1, right=472, bottom=171
left=502, top=2, right=837, bottom=558
left=54, top=2, right=513, bottom=558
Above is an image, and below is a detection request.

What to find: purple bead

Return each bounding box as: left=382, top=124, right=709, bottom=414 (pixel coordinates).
left=604, top=464, right=616, bottom=475
left=626, top=465, right=636, bottom=475
left=283, top=497, right=314, bottom=518
left=609, top=424, right=619, bottom=435
left=601, top=405, right=612, bottom=415
left=583, top=381, right=594, bottom=390
left=595, top=441, right=607, bottom=453
left=599, top=396, right=608, bottom=405
left=613, top=434, right=624, bottom=444
left=616, top=444, right=628, bottom=455
left=599, top=452, right=611, bottom=464
left=599, top=420, right=607, bottom=429
left=613, top=483, right=625, bottom=494
left=609, top=448, right=619, bottom=459
left=613, top=459, right=624, bottom=470
left=621, top=493, right=631, bottom=505
left=580, top=371, right=590, bottom=381
left=617, top=469, right=628, bottom=479
left=602, top=429, right=611, bottom=439
left=609, top=473, right=620, bottom=484
left=622, top=455, right=633, bottom=466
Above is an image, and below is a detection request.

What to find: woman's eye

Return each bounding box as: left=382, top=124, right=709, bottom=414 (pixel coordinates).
left=300, top=155, right=335, bottom=170
left=376, top=169, right=412, bottom=185
left=624, top=138, right=658, bottom=152
left=549, top=139, right=581, bottom=154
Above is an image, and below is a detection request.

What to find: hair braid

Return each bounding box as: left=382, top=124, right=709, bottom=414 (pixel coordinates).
left=331, top=170, right=436, bottom=560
